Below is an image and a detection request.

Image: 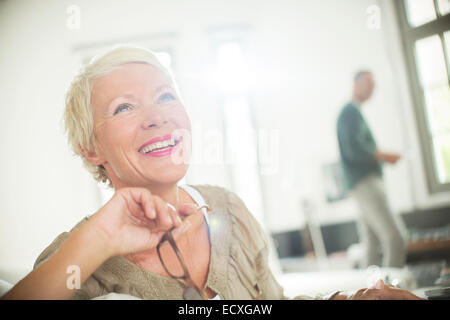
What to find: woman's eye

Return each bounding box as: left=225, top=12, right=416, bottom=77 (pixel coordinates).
left=158, top=92, right=176, bottom=103
left=113, top=104, right=131, bottom=115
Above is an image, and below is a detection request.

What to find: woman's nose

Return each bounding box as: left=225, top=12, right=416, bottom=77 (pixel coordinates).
left=141, top=106, right=168, bottom=129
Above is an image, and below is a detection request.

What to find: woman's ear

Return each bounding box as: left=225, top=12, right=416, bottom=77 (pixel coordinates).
left=79, top=144, right=106, bottom=166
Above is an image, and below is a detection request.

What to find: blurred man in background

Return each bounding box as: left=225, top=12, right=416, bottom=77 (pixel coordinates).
left=337, top=71, right=406, bottom=268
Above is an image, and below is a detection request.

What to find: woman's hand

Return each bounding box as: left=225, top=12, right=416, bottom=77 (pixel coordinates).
left=1, top=187, right=198, bottom=300
left=87, top=187, right=196, bottom=258
left=336, top=279, right=425, bottom=300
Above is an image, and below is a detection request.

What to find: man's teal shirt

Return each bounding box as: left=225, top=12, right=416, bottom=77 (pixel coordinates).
left=337, top=102, right=382, bottom=190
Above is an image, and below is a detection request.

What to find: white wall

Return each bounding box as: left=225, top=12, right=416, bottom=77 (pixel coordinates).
left=0, top=0, right=448, bottom=283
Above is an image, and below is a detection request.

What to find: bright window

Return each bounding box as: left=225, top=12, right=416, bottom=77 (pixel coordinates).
left=214, top=41, right=265, bottom=225
left=437, top=0, right=450, bottom=16
left=405, top=0, right=437, bottom=27
left=396, top=1, right=450, bottom=192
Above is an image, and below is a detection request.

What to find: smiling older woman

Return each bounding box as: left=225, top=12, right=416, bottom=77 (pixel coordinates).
left=1, top=46, right=423, bottom=300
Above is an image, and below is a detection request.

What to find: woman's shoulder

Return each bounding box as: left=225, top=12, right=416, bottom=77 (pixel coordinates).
left=190, top=184, right=252, bottom=220
left=191, top=184, right=267, bottom=252
left=190, top=184, right=246, bottom=207
left=189, top=184, right=230, bottom=205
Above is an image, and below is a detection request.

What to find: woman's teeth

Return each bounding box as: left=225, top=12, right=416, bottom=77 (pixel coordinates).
left=139, top=138, right=177, bottom=154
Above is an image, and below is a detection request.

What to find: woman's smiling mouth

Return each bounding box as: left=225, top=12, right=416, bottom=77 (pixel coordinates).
left=138, top=134, right=181, bottom=157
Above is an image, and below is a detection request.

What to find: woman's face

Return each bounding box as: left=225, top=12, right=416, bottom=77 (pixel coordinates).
left=89, top=62, right=191, bottom=189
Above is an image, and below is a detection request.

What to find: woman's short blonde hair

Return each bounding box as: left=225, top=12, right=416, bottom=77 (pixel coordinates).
left=64, top=45, right=174, bottom=187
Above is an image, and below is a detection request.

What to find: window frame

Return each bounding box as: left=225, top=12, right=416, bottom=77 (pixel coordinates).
left=394, top=0, right=450, bottom=193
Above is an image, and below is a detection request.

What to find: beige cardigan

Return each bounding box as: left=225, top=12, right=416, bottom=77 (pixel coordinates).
left=34, top=185, right=320, bottom=300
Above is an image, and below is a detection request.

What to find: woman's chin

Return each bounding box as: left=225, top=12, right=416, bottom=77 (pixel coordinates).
left=153, top=166, right=188, bottom=185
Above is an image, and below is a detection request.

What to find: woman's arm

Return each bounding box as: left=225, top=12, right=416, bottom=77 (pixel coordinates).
left=1, top=222, right=111, bottom=300
left=2, top=187, right=194, bottom=300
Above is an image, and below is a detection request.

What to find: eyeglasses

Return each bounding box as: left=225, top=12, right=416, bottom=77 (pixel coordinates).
left=156, top=204, right=209, bottom=300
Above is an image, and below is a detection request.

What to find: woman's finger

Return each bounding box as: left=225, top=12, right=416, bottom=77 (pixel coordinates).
left=171, top=219, right=192, bottom=241
left=137, top=188, right=157, bottom=220
left=126, top=188, right=156, bottom=221
left=148, top=230, right=166, bottom=248
left=119, top=189, right=149, bottom=227
left=168, top=204, right=182, bottom=227
left=153, top=196, right=174, bottom=230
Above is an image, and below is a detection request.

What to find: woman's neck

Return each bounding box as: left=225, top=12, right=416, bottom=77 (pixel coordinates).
left=150, top=183, right=179, bottom=207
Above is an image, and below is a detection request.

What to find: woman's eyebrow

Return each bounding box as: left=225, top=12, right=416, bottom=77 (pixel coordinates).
left=107, top=94, right=137, bottom=107
left=106, top=85, right=173, bottom=109
left=154, top=84, right=174, bottom=93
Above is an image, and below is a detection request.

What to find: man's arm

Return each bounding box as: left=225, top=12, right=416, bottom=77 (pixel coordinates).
left=338, top=112, right=377, bottom=165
